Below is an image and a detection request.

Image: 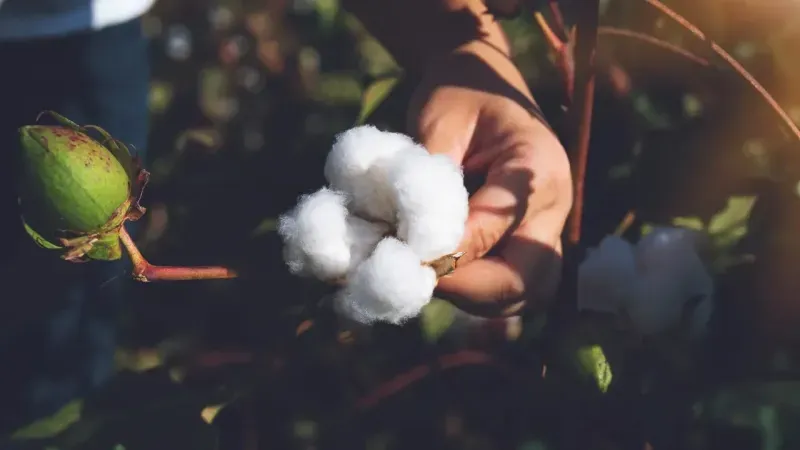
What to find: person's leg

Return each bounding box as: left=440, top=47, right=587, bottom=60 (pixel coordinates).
left=0, top=18, right=150, bottom=432
left=73, top=16, right=151, bottom=395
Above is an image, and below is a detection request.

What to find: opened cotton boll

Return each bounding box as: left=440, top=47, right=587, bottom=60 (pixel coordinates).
left=577, top=235, right=638, bottom=314
left=323, top=125, right=417, bottom=222
left=628, top=227, right=714, bottom=336
left=278, top=187, right=388, bottom=281
left=388, top=150, right=470, bottom=261
left=575, top=228, right=715, bottom=338
left=335, top=237, right=438, bottom=325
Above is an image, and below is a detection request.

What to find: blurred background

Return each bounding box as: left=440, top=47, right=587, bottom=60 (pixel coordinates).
left=9, top=0, right=800, bottom=448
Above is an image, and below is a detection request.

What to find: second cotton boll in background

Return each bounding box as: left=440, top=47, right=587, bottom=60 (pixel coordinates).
left=577, top=227, right=714, bottom=337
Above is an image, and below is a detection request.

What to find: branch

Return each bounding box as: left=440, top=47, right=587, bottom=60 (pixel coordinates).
left=564, top=0, right=600, bottom=245
left=355, top=350, right=507, bottom=410
left=597, top=26, right=710, bottom=67
left=119, top=226, right=238, bottom=282
left=644, top=0, right=800, bottom=142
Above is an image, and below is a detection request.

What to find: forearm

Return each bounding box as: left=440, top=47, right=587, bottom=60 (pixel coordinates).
left=341, top=0, right=512, bottom=75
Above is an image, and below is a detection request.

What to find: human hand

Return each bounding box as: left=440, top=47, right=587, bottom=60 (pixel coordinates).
left=407, top=40, right=573, bottom=317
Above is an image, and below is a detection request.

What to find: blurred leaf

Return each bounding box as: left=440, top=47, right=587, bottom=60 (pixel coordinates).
left=683, top=93, right=704, bottom=118
left=114, top=348, right=164, bottom=373
left=708, top=196, right=756, bottom=237
left=314, top=0, right=339, bottom=31
left=250, top=217, right=277, bottom=237
left=632, top=92, right=672, bottom=129
left=575, top=345, right=613, bottom=394
left=312, top=74, right=363, bottom=105
left=358, top=38, right=398, bottom=76
left=200, top=405, right=225, bottom=425
left=148, top=81, right=174, bottom=114
left=47, top=371, right=221, bottom=450
left=199, top=68, right=235, bottom=121
left=356, top=75, right=401, bottom=125
left=671, top=216, right=705, bottom=231
left=421, top=298, right=456, bottom=343
left=175, top=129, right=222, bottom=153
left=11, top=400, right=83, bottom=440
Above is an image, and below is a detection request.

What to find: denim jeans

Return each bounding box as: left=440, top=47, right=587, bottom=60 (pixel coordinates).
left=0, top=18, right=150, bottom=432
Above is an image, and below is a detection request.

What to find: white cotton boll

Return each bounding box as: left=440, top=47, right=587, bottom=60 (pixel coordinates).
left=335, top=237, right=437, bottom=325
left=345, top=215, right=390, bottom=267
left=624, top=227, right=715, bottom=336
left=323, top=125, right=416, bottom=222
left=690, top=296, right=714, bottom=338
left=388, top=149, right=469, bottom=261
left=577, top=236, right=638, bottom=314
left=628, top=271, right=689, bottom=335
left=278, top=187, right=385, bottom=281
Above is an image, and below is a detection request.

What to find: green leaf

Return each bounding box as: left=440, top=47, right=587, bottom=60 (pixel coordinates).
left=51, top=371, right=220, bottom=450
left=314, top=0, right=339, bottom=30
left=671, top=216, right=705, bottom=231
left=22, top=218, right=61, bottom=250
left=708, top=196, right=755, bottom=235
left=250, top=217, right=277, bottom=237
left=356, top=75, right=401, bottom=125
left=11, top=400, right=83, bottom=440
left=312, top=74, right=363, bottom=106
left=575, top=345, right=613, bottom=394
left=420, top=298, right=455, bottom=343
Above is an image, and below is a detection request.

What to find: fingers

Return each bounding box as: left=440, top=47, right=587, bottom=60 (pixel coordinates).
left=454, top=152, right=533, bottom=263
left=437, top=131, right=573, bottom=316
left=436, top=210, right=566, bottom=316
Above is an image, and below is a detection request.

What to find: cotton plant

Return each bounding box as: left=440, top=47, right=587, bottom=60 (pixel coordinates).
left=278, top=125, right=469, bottom=325
left=577, top=226, right=715, bottom=338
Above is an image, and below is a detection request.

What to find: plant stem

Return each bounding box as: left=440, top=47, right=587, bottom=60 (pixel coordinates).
left=645, top=0, right=800, bottom=141
left=565, top=0, right=600, bottom=246
left=355, top=350, right=507, bottom=410
left=597, top=26, right=710, bottom=67
left=118, top=226, right=238, bottom=282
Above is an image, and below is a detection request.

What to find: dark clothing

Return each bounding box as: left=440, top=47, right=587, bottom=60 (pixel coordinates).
left=0, top=17, right=150, bottom=432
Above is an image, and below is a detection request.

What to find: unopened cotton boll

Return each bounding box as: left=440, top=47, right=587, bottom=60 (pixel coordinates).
left=577, top=235, right=638, bottom=314
left=323, top=125, right=416, bottom=222
left=335, top=237, right=438, bottom=325
left=388, top=149, right=469, bottom=261
left=278, top=187, right=388, bottom=281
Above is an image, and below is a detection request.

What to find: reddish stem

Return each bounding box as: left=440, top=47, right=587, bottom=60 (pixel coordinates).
left=644, top=0, right=800, bottom=141
left=597, top=26, right=710, bottom=67
left=534, top=12, right=574, bottom=100
left=355, top=350, right=505, bottom=410
left=119, top=226, right=238, bottom=282
left=565, top=0, right=600, bottom=245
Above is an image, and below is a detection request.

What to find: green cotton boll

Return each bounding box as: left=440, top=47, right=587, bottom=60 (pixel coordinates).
left=17, top=124, right=132, bottom=261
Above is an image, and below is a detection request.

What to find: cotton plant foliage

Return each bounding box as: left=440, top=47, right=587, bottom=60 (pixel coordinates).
left=279, top=125, right=469, bottom=325
left=577, top=227, right=714, bottom=337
